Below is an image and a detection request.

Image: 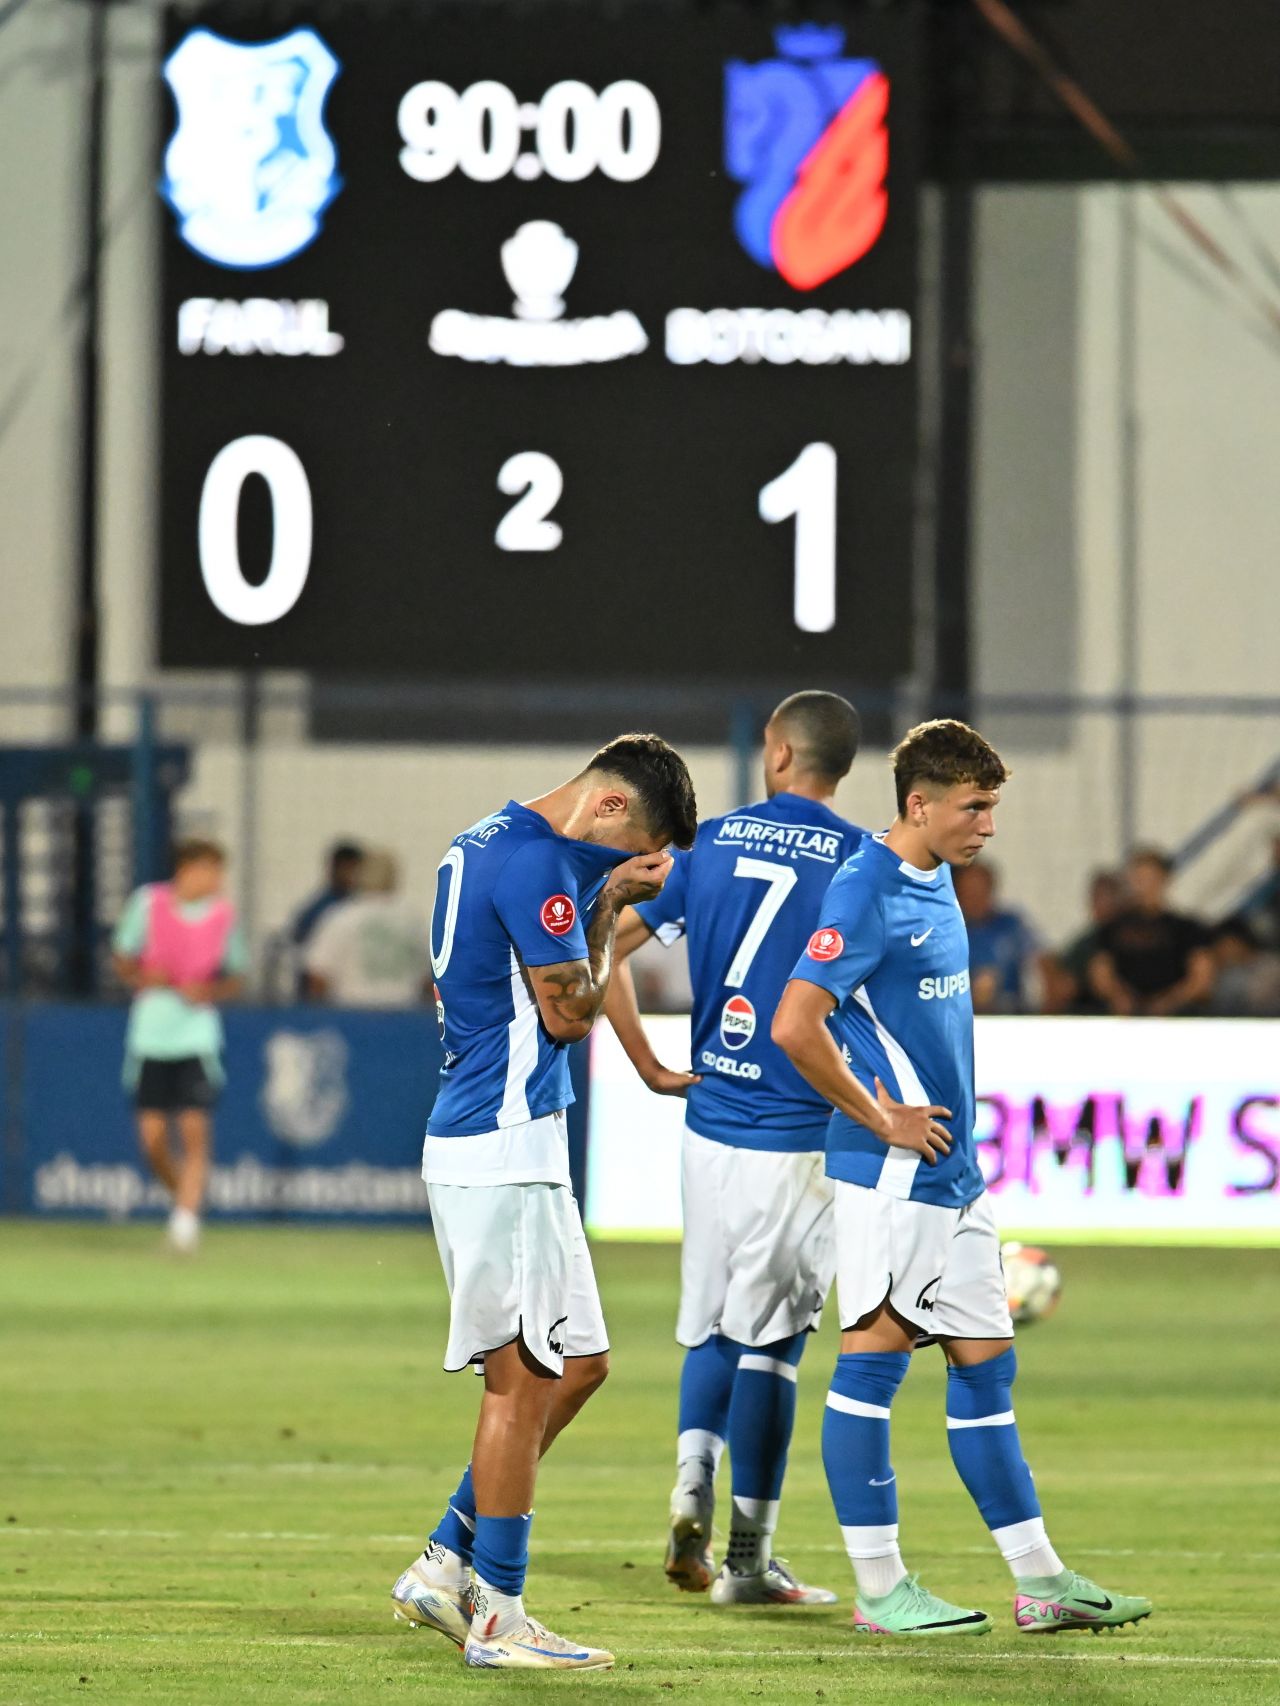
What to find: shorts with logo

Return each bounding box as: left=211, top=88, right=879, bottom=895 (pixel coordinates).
left=426, top=1179, right=608, bottom=1377
left=133, top=1055, right=221, bottom=1112
left=833, top=1183, right=1013, bottom=1341
left=678, top=1124, right=835, bottom=1349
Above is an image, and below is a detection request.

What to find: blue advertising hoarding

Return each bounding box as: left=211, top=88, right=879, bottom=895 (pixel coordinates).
left=12, top=1004, right=590, bottom=1220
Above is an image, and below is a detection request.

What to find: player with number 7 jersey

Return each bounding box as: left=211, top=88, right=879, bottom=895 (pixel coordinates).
left=604, top=692, right=864, bottom=1610
left=391, top=735, right=696, bottom=1671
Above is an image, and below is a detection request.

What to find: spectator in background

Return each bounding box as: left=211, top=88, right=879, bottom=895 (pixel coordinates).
left=1242, top=832, right=1280, bottom=953
left=112, top=839, right=247, bottom=1254
left=1208, top=917, right=1280, bottom=1017
left=1043, top=869, right=1125, bottom=1014
left=291, top=842, right=364, bottom=990
left=953, top=861, right=1041, bottom=1013
left=303, top=848, right=430, bottom=1008
left=1088, top=847, right=1215, bottom=1016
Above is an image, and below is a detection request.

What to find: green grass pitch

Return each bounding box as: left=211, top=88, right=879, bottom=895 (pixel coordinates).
left=2, top=1224, right=1278, bottom=1704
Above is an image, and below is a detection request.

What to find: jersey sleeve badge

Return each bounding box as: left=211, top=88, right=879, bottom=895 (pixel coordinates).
left=806, top=926, right=844, bottom=962
left=541, top=894, right=577, bottom=936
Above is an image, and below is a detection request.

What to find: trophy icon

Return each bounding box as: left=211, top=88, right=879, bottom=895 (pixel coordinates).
left=501, top=221, right=579, bottom=322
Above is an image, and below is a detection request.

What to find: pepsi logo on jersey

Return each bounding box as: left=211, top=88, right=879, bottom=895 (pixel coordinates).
left=540, top=894, right=577, bottom=936
left=806, top=927, right=844, bottom=962
left=719, top=994, right=756, bottom=1051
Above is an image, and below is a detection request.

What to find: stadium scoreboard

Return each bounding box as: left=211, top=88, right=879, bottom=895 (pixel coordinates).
left=158, top=4, right=922, bottom=685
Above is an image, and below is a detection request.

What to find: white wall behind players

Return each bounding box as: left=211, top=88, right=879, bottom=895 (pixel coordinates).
left=2, top=9, right=1276, bottom=946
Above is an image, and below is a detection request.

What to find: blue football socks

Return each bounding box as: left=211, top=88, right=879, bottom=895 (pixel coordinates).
left=822, top=1351, right=911, bottom=1599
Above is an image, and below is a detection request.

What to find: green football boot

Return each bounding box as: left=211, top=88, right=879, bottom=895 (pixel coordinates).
left=1015, top=1569, right=1153, bottom=1634
left=854, top=1574, right=992, bottom=1636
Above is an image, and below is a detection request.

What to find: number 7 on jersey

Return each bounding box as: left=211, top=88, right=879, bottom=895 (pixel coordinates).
left=724, top=857, right=798, bottom=989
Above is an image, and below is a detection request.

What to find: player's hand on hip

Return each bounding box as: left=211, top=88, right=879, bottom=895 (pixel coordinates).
left=604, top=851, right=674, bottom=907
left=874, top=1075, right=952, bottom=1165
left=642, top=1062, right=702, bottom=1098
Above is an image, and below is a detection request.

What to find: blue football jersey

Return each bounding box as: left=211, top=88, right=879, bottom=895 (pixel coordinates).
left=427, top=802, right=627, bottom=1138
left=790, top=835, right=984, bottom=1207
left=635, top=793, right=863, bottom=1152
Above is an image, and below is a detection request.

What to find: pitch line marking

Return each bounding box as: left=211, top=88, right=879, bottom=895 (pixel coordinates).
left=3, top=1527, right=1278, bottom=1566
left=0, top=1634, right=1275, bottom=1667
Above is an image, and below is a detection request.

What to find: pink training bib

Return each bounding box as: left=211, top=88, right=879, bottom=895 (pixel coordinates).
left=139, top=883, right=235, bottom=985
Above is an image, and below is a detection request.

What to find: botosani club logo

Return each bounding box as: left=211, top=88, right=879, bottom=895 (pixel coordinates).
left=719, top=994, right=757, bottom=1051
left=429, top=221, right=647, bottom=366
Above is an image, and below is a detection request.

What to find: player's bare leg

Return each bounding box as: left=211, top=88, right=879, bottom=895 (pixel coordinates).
left=175, top=1109, right=210, bottom=1214
left=395, top=1339, right=614, bottom=1667
left=467, top=1340, right=613, bottom=1667
left=137, top=1110, right=179, bottom=1194
left=470, top=1337, right=558, bottom=1515
left=165, top=1108, right=210, bottom=1253
left=541, top=1351, right=608, bottom=1453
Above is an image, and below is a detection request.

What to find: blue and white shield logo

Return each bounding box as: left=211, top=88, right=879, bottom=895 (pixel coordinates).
left=161, top=27, right=341, bottom=269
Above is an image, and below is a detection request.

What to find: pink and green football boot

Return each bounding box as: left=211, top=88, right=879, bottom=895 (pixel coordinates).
left=1015, top=1569, right=1152, bottom=1634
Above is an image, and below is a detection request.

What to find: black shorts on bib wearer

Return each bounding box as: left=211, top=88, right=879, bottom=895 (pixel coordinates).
left=134, top=1057, right=219, bottom=1113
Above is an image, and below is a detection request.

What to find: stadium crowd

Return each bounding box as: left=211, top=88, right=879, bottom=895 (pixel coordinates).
left=632, top=836, right=1280, bottom=1021
left=261, top=819, right=1280, bottom=1021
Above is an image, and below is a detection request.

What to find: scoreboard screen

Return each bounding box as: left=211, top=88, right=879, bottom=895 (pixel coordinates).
left=158, top=3, right=922, bottom=686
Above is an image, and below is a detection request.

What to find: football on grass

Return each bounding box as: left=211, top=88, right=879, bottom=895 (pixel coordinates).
left=1001, top=1242, right=1063, bottom=1325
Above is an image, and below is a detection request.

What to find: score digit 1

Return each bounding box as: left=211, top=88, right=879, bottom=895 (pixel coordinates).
left=758, top=443, right=837, bottom=634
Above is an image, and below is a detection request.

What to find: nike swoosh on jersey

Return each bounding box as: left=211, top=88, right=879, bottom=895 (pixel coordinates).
left=910, top=928, right=934, bottom=946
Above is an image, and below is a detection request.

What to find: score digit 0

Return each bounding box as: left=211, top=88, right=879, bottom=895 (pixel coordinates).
left=198, top=435, right=313, bottom=625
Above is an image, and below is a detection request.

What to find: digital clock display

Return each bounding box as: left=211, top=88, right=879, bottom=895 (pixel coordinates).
left=157, top=3, right=922, bottom=689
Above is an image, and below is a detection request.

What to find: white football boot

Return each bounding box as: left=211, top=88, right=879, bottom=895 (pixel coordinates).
left=464, top=1592, right=614, bottom=1671
left=710, top=1558, right=838, bottom=1607
left=391, top=1544, right=472, bottom=1647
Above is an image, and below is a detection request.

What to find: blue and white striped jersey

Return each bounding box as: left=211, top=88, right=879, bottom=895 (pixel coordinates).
left=790, top=835, right=984, bottom=1207
left=636, top=793, right=863, bottom=1152
left=427, top=802, right=627, bottom=1139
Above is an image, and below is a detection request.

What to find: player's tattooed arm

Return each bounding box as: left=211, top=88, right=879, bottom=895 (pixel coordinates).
left=772, top=978, right=953, bottom=1165
left=530, top=855, right=674, bottom=1043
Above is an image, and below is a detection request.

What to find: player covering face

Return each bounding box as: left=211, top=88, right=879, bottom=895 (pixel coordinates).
left=772, top=719, right=1152, bottom=1638
left=604, top=691, right=862, bottom=1608
left=391, top=734, right=696, bottom=1672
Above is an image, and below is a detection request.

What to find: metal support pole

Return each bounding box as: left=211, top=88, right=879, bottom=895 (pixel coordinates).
left=69, top=0, right=109, bottom=994
left=729, top=700, right=755, bottom=809
left=1117, top=192, right=1140, bottom=858
left=930, top=2, right=978, bottom=722
left=2, top=798, right=20, bottom=999
left=239, top=670, right=261, bottom=956
left=131, top=692, right=158, bottom=886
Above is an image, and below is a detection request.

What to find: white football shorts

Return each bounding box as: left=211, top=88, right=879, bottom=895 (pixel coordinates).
left=677, top=1124, right=835, bottom=1349
left=426, top=1179, right=608, bottom=1377
left=833, top=1182, right=1014, bottom=1341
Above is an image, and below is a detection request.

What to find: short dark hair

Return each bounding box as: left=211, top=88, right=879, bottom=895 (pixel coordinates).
left=1127, top=845, right=1173, bottom=876
left=770, top=690, right=861, bottom=781
left=173, top=837, right=225, bottom=870
left=329, top=841, right=363, bottom=868
left=890, top=720, right=1010, bottom=816
left=584, top=733, right=697, bottom=850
